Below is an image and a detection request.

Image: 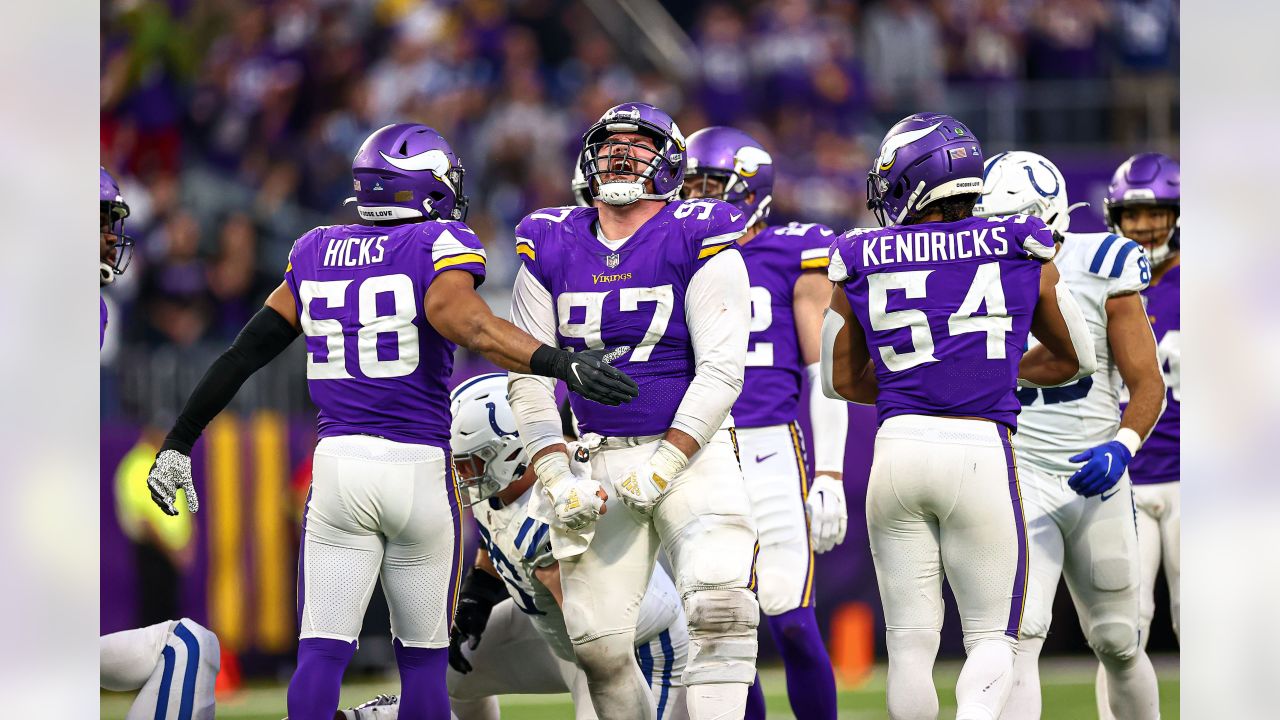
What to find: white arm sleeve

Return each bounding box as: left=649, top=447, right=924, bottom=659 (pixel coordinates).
left=1020, top=275, right=1099, bottom=388
left=806, top=363, right=849, bottom=474
left=671, top=249, right=750, bottom=447
left=507, top=265, right=565, bottom=457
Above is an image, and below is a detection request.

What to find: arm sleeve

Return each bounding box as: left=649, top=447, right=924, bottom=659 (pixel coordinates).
left=507, top=265, right=565, bottom=458
left=806, top=363, right=849, bottom=474
left=671, top=248, right=750, bottom=446
left=163, top=306, right=300, bottom=454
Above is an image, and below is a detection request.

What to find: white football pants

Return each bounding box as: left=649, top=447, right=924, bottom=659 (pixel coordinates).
left=867, top=415, right=1026, bottom=720
left=100, top=618, right=220, bottom=720
left=735, top=422, right=814, bottom=616
left=300, top=435, right=460, bottom=648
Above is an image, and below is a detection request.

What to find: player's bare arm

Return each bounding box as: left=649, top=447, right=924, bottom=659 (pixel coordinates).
left=532, top=562, right=564, bottom=608
left=1106, top=292, right=1166, bottom=440
left=821, top=284, right=876, bottom=404
left=425, top=269, right=639, bottom=406
left=146, top=281, right=302, bottom=515
left=1021, top=261, right=1096, bottom=387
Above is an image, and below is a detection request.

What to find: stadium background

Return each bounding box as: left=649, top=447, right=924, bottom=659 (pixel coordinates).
left=99, top=0, right=1179, bottom=709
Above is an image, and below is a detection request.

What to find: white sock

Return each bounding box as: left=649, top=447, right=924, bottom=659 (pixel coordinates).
left=999, top=636, right=1044, bottom=719
left=885, top=629, right=940, bottom=720
left=686, top=683, right=748, bottom=720
left=955, top=638, right=1015, bottom=720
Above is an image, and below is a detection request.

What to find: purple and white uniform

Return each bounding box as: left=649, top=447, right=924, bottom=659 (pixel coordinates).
left=506, top=197, right=761, bottom=695
left=733, top=221, right=838, bottom=615
left=286, top=219, right=486, bottom=649
left=512, top=200, right=743, bottom=436
left=1128, top=262, right=1181, bottom=648
left=1130, top=264, right=1179, bottom=486
left=828, top=213, right=1055, bottom=650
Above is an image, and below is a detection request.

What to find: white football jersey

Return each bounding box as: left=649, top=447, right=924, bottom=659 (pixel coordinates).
left=1014, top=231, right=1151, bottom=475
left=474, top=483, right=683, bottom=663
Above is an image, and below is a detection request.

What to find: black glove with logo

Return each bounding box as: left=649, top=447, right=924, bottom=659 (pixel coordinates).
left=531, top=345, right=639, bottom=406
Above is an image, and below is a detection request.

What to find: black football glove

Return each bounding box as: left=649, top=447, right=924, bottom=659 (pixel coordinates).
left=531, top=345, right=639, bottom=406
left=448, top=569, right=508, bottom=673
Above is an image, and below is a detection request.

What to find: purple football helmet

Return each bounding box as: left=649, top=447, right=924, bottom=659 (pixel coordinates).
left=580, top=102, right=687, bottom=206
left=684, top=126, right=774, bottom=227
left=347, top=123, right=469, bottom=223
left=100, top=166, right=134, bottom=285
left=1104, top=152, right=1180, bottom=262
left=866, top=113, right=985, bottom=226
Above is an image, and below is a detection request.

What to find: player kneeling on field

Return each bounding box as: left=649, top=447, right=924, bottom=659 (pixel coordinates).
left=332, top=374, right=690, bottom=720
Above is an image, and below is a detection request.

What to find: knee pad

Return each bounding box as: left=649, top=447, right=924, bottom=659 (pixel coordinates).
left=682, top=588, right=760, bottom=686
left=1088, top=620, right=1139, bottom=664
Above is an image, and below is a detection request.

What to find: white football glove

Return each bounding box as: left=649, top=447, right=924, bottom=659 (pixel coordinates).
left=147, top=449, right=200, bottom=516
left=535, top=451, right=605, bottom=532
left=806, top=474, right=847, bottom=553
left=616, top=440, right=688, bottom=515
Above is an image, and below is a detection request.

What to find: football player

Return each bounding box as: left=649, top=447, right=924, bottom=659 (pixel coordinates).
left=99, top=166, right=222, bottom=720
left=823, top=114, right=1098, bottom=720
left=322, top=374, right=690, bottom=720
left=975, top=151, right=1164, bottom=719
left=506, top=102, right=758, bottom=720
left=681, top=126, right=844, bottom=720
left=1095, top=152, right=1181, bottom=720
left=143, top=124, right=639, bottom=720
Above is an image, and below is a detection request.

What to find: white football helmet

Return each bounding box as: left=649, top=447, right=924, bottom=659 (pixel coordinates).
left=449, top=373, right=528, bottom=506
left=571, top=151, right=592, bottom=207
left=974, top=150, right=1086, bottom=234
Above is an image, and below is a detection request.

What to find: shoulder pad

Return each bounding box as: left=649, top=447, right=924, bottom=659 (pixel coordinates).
left=670, top=198, right=748, bottom=262
left=772, top=221, right=838, bottom=270
left=423, top=221, right=487, bottom=273
left=991, top=213, right=1055, bottom=260
left=827, top=226, right=876, bottom=282
left=515, top=206, right=582, bottom=265
left=1080, top=232, right=1150, bottom=294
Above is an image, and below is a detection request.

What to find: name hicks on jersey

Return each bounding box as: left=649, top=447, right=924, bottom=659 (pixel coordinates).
left=592, top=272, right=633, bottom=284
left=323, top=235, right=388, bottom=268
left=862, top=226, right=1011, bottom=267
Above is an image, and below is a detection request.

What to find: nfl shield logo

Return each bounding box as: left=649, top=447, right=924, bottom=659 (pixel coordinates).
left=606, top=253, right=620, bottom=268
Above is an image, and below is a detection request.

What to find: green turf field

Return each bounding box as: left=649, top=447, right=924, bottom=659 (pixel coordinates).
left=102, top=655, right=1178, bottom=719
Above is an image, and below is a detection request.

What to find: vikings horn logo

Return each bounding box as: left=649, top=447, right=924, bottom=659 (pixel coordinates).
left=877, top=121, right=943, bottom=172
left=380, top=149, right=453, bottom=181
left=734, top=146, right=773, bottom=178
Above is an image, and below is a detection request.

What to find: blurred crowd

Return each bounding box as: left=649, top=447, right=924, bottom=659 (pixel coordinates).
left=100, top=0, right=1178, bottom=389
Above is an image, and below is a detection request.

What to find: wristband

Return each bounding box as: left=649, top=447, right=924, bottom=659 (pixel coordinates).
left=529, top=345, right=563, bottom=378
left=1114, top=427, right=1142, bottom=457
left=460, top=568, right=508, bottom=606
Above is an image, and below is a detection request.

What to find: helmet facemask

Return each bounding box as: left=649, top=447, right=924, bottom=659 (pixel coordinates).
left=453, top=437, right=527, bottom=507
left=100, top=200, right=134, bottom=285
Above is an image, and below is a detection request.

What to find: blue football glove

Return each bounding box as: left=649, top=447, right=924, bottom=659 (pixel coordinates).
left=1067, top=441, right=1133, bottom=498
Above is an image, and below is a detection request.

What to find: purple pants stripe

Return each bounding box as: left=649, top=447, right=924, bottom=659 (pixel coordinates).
left=296, top=485, right=315, bottom=630
left=445, top=450, right=463, bottom=621
left=1000, top=428, right=1029, bottom=638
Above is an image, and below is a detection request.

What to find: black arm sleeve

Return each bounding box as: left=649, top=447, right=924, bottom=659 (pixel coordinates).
left=162, top=306, right=300, bottom=455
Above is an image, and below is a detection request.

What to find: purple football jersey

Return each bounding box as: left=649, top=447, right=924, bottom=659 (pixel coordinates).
left=100, top=296, right=108, bottom=349
left=828, top=214, right=1055, bottom=429
left=1128, top=263, right=1179, bottom=484
left=515, top=199, right=747, bottom=437
left=284, top=220, right=487, bottom=447
left=734, top=222, right=835, bottom=428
